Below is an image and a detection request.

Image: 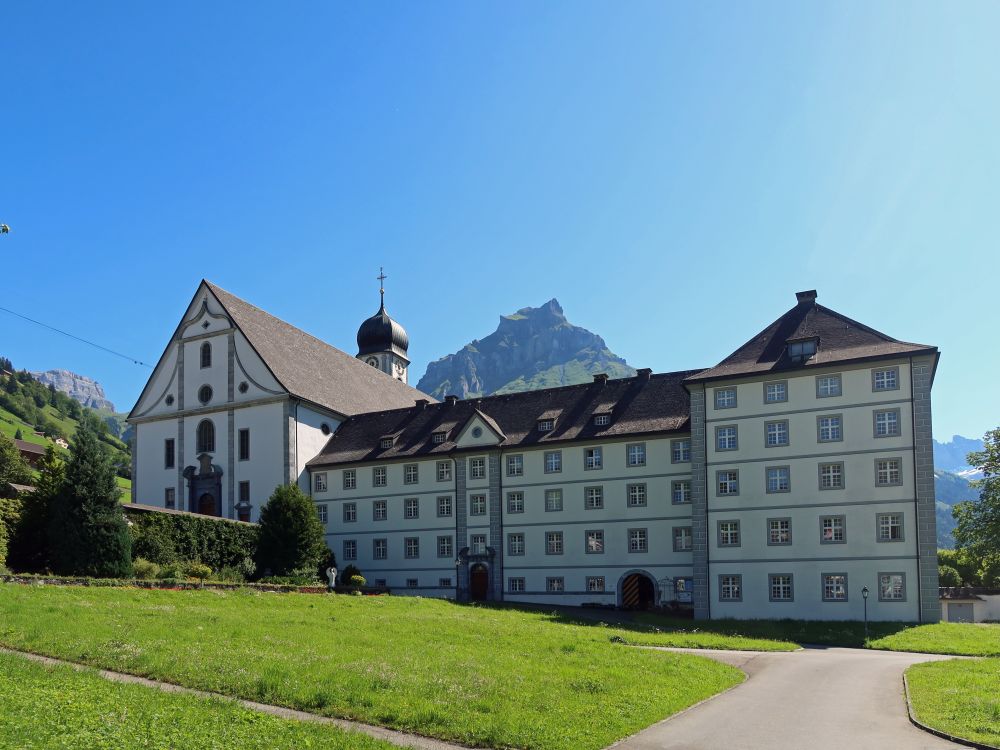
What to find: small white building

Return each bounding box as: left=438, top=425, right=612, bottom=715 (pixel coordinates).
left=940, top=588, right=1000, bottom=622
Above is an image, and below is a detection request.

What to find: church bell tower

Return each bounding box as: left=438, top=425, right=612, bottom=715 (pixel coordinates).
left=356, top=268, right=410, bottom=383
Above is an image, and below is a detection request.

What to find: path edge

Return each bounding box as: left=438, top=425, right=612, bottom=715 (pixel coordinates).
left=902, top=671, right=1000, bottom=750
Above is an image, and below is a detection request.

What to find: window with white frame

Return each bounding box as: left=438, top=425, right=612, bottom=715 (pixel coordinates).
left=544, top=450, right=562, bottom=473
left=373, top=538, right=387, bottom=559
left=314, top=472, right=328, bottom=492
left=768, top=518, right=791, bottom=545
left=404, top=498, right=419, bottom=519
left=508, top=533, right=525, bottom=556
left=819, top=462, right=845, bottom=489
left=821, top=516, right=845, bottom=543
left=470, top=494, right=487, bottom=515
left=380, top=437, right=394, bottom=449
left=373, top=500, right=387, bottom=521
left=537, top=419, right=554, bottom=432
left=585, top=486, right=604, bottom=510
left=764, top=381, right=787, bottom=403
left=715, top=388, right=737, bottom=409
left=593, top=414, right=611, bottom=426
left=874, top=409, right=901, bottom=437
left=432, top=431, right=447, bottom=444
left=509, top=577, right=526, bottom=592
left=672, top=439, right=691, bottom=462
left=673, top=526, right=692, bottom=552
left=404, top=464, right=419, bottom=484
left=818, top=415, right=843, bottom=442
left=626, top=483, right=647, bottom=507
left=628, top=528, right=648, bottom=553
left=471, top=534, right=487, bottom=554
left=716, top=426, right=738, bottom=451
left=437, top=496, right=453, bottom=517
left=765, top=420, right=789, bottom=447
left=437, top=535, right=453, bottom=558
left=546, top=531, right=563, bottom=554
left=717, top=470, right=739, bottom=496
left=877, top=513, right=904, bottom=542
left=546, top=577, right=564, bottom=592
left=545, top=489, right=563, bottom=512
left=769, top=574, right=793, bottom=601
left=507, top=491, right=524, bottom=514
left=719, top=575, right=742, bottom=601
left=672, top=480, right=692, bottom=504
left=469, top=457, right=486, bottom=479
left=823, top=573, right=848, bottom=601
left=766, top=466, right=790, bottom=493
left=879, top=572, right=905, bottom=601
left=316, top=504, right=328, bottom=524
left=343, top=502, right=356, bottom=522
left=627, top=442, right=646, bottom=467
left=343, top=540, right=357, bottom=560
left=586, top=529, right=604, bottom=554
left=343, top=469, right=356, bottom=490
left=816, top=374, right=842, bottom=398
left=873, top=367, right=899, bottom=392
left=718, top=520, right=741, bottom=547
left=584, top=447, right=603, bottom=470
left=506, top=454, right=524, bottom=477
left=437, top=461, right=452, bottom=482
left=373, top=466, right=387, bottom=487
left=587, top=576, right=606, bottom=592
left=876, top=458, right=902, bottom=486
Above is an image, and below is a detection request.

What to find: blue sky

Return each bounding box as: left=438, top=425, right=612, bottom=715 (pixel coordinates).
left=2, top=3, right=997, bottom=441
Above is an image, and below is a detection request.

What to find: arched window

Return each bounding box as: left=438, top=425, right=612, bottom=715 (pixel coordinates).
left=197, top=419, right=215, bottom=453
left=200, top=341, right=212, bottom=368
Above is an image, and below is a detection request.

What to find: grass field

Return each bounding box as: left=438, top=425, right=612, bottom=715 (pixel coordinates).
left=0, top=586, right=744, bottom=750
left=906, top=658, right=1000, bottom=748
left=0, top=651, right=393, bottom=750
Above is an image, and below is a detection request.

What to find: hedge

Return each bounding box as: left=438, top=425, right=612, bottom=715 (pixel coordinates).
left=125, top=507, right=259, bottom=572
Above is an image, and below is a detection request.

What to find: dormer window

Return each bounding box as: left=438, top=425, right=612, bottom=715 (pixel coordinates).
left=379, top=437, right=394, bottom=449
left=537, top=419, right=554, bottom=433
left=593, top=414, right=611, bottom=427
left=787, top=337, right=818, bottom=363
left=432, top=431, right=447, bottom=444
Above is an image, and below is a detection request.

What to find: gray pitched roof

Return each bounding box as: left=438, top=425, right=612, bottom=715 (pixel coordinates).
left=308, top=370, right=698, bottom=467
left=205, top=281, right=434, bottom=416
left=687, top=291, right=936, bottom=383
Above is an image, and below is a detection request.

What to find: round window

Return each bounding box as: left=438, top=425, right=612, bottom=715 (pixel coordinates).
left=238, top=381, right=249, bottom=394
left=198, top=385, right=213, bottom=404
left=320, top=423, right=331, bottom=436
left=471, top=427, right=483, bottom=438
left=366, top=357, right=379, bottom=368
left=165, top=394, right=175, bottom=406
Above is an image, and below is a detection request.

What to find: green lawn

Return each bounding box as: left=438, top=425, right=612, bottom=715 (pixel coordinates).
left=0, top=586, right=743, bottom=750
left=0, top=651, right=392, bottom=750
left=906, top=658, right=1000, bottom=748
left=869, top=622, right=1000, bottom=656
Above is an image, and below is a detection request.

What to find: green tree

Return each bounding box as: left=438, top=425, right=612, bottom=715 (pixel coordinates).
left=953, top=427, right=1000, bottom=579
left=938, top=564, right=961, bottom=587
left=13, top=428, right=22, bottom=441
left=8, top=446, right=65, bottom=572
left=254, top=484, right=327, bottom=578
left=937, top=548, right=981, bottom=586
left=47, top=422, right=132, bottom=577
left=0, top=433, right=32, bottom=487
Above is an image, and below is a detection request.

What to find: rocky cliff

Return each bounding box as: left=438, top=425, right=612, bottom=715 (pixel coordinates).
left=30, top=369, right=116, bottom=412
left=416, top=299, right=636, bottom=399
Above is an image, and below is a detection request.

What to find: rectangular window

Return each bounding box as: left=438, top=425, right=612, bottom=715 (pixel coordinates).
left=673, top=526, right=692, bottom=552
left=877, top=513, right=904, bottom=542
left=876, top=458, right=902, bottom=486
left=816, top=374, right=842, bottom=398
left=788, top=339, right=817, bottom=360
left=508, top=577, right=526, bottom=592
left=316, top=503, right=328, bottom=524
left=164, top=487, right=175, bottom=509
left=672, top=439, right=691, bottom=463
left=407, top=578, right=418, bottom=589
left=437, top=496, right=453, bottom=517
left=373, top=466, right=387, bottom=487
left=766, top=466, right=790, bottom=493
left=820, top=515, right=846, bottom=543
left=717, top=470, right=739, bottom=496
left=769, top=574, right=793, bottom=602
left=164, top=438, right=175, bottom=469
left=239, top=481, right=250, bottom=504
left=715, top=387, right=737, bottom=409
left=878, top=572, right=905, bottom=601
left=626, top=483, right=647, bottom=507
left=470, top=494, right=487, bottom=515
left=506, top=454, right=524, bottom=477
left=546, top=577, right=565, bottom=592
left=508, top=533, right=525, bottom=556
left=380, top=437, right=393, bottom=449
left=585, top=486, right=604, bottom=510
left=373, top=538, right=387, bottom=560
left=314, top=472, right=328, bottom=492
left=764, top=381, right=787, bottom=403
left=432, top=432, right=447, bottom=444
left=403, top=464, right=418, bottom=484
left=718, top=520, right=741, bottom=547
left=584, top=447, right=603, bottom=470
left=546, top=531, right=564, bottom=555
left=873, top=367, right=899, bottom=392
left=719, top=574, right=742, bottom=601
left=471, top=534, right=487, bottom=554
left=537, top=419, right=554, bottom=432
left=593, top=414, right=611, bottom=427
left=586, top=576, right=606, bottom=592
left=404, top=497, right=419, bottom=519
left=544, top=489, right=563, bottom=512
left=439, top=577, right=452, bottom=587
left=404, top=537, right=419, bottom=559
left=437, top=461, right=452, bottom=482
left=672, top=480, right=692, bottom=504
left=765, top=420, right=789, bottom=447
left=437, top=535, right=453, bottom=558
left=469, top=457, right=486, bottom=479
left=767, top=518, right=792, bottom=545
left=628, top=528, right=648, bottom=553
left=817, top=415, right=843, bottom=442
left=819, top=462, right=845, bottom=490
left=343, top=469, right=356, bottom=490
left=373, top=500, right=387, bottom=521
left=238, top=428, right=250, bottom=461
left=585, top=529, right=604, bottom=554
left=507, top=491, right=524, bottom=514
left=626, top=443, right=646, bottom=467
left=716, top=425, right=738, bottom=451
left=823, top=573, right=848, bottom=601
left=343, top=502, right=356, bottom=522
left=343, top=540, right=357, bottom=560
left=374, top=579, right=386, bottom=588
left=544, top=450, right=562, bottom=473
left=874, top=409, right=901, bottom=437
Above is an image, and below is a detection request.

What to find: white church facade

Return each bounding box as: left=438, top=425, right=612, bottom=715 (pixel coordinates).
left=129, top=282, right=940, bottom=622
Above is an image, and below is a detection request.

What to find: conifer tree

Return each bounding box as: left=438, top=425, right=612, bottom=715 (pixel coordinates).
left=254, top=484, right=327, bottom=577
left=0, top=433, right=31, bottom=487
left=8, top=445, right=64, bottom=572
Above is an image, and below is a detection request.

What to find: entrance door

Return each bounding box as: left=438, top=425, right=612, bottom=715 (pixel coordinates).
left=621, top=573, right=656, bottom=610
left=197, top=492, right=217, bottom=516
left=470, top=564, right=489, bottom=601
left=948, top=602, right=974, bottom=623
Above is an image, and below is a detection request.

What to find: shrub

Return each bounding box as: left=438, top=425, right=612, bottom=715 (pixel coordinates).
left=254, top=485, right=327, bottom=577
left=939, top=564, right=962, bottom=587
left=184, top=562, right=212, bottom=580
left=213, top=565, right=247, bottom=583
left=157, top=562, right=185, bottom=580
left=125, top=508, right=259, bottom=571
left=133, top=558, right=161, bottom=580
left=349, top=574, right=366, bottom=588
left=7, top=446, right=64, bottom=572
left=341, top=564, right=361, bottom=582
left=0, top=496, right=21, bottom=568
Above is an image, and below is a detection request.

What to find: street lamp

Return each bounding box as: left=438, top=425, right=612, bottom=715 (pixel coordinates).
left=861, top=586, right=870, bottom=642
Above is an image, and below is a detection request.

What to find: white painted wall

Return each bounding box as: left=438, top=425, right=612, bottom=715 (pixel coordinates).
left=294, top=404, right=342, bottom=491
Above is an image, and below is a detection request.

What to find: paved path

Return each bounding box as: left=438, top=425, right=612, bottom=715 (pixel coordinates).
left=614, top=646, right=961, bottom=750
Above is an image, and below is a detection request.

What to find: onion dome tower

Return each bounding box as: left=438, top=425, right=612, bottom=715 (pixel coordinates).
left=356, top=268, right=410, bottom=383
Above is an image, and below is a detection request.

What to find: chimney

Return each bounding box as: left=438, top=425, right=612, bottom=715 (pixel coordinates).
left=415, top=399, right=429, bottom=410
left=636, top=368, right=652, bottom=380
left=445, top=395, right=458, bottom=406
left=593, top=373, right=609, bottom=385
left=795, top=290, right=817, bottom=305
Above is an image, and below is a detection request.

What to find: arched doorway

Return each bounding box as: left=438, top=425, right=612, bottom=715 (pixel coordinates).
left=197, top=492, right=217, bottom=516
left=620, top=571, right=656, bottom=610
left=470, top=564, right=489, bottom=601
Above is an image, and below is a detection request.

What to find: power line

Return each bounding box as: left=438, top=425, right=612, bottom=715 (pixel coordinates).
left=0, top=305, right=153, bottom=368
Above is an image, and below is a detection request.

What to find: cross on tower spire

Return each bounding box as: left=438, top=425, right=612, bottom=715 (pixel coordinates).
left=377, top=267, right=387, bottom=307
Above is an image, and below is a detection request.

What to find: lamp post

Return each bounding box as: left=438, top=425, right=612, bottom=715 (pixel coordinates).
left=861, top=586, right=870, bottom=642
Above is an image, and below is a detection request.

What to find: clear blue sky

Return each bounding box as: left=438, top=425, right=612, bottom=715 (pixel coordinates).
left=2, top=3, right=997, bottom=441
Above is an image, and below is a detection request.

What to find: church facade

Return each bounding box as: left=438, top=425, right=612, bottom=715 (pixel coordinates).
left=130, top=283, right=940, bottom=622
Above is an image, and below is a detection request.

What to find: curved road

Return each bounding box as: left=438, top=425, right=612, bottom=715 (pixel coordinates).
left=616, top=646, right=962, bottom=750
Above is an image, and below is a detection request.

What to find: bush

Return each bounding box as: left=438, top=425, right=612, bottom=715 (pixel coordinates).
left=213, top=564, right=249, bottom=583
left=939, top=564, right=962, bottom=587
left=126, top=507, right=259, bottom=571
left=0, top=496, right=21, bottom=568
left=157, top=562, right=185, bottom=580
left=133, top=558, right=161, bottom=580
left=341, top=564, right=361, bottom=582
left=258, top=573, right=318, bottom=586
left=184, top=562, right=212, bottom=580
left=254, top=485, right=327, bottom=577
left=349, top=574, right=366, bottom=588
